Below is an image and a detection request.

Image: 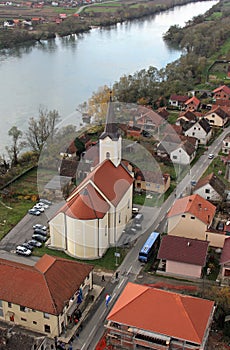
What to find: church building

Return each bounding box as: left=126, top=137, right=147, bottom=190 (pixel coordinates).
left=49, top=102, right=134, bottom=259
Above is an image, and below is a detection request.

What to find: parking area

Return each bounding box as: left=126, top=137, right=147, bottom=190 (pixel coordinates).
left=0, top=200, right=64, bottom=258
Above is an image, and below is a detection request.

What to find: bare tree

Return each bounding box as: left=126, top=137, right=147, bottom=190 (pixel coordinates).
left=26, top=108, right=61, bottom=153
left=6, top=126, right=25, bottom=166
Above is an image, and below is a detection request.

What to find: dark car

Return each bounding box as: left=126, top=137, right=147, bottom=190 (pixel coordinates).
left=28, top=208, right=41, bottom=216
left=27, top=239, right=42, bottom=248
left=22, top=242, right=34, bottom=251
left=32, top=234, right=47, bottom=243
left=33, top=228, right=47, bottom=236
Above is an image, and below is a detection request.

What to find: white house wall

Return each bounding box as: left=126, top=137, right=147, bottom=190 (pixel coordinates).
left=166, top=260, right=202, bottom=278
left=194, top=185, right=222, bottom=202
left=170, top=148, right=190, bottom=165
left=49, top=212, right=66, bottom=249
left=185, top=125, right=211, bottom=145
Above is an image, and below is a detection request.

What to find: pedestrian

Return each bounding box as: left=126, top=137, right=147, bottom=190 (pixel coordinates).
left=115, top=271, right=119, bottom=279
left=101, top=274, right=105, bottom=282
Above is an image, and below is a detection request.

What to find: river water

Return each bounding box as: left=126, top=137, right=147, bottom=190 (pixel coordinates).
left=0, top=0, right=217, bottom=152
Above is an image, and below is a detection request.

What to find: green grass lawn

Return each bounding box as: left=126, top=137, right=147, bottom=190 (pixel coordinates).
left=33, top=245, right=128, bottom=271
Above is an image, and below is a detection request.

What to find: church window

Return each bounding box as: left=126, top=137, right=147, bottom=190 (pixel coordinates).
left=105, top=225, right=107, bottom=236
left=127, top=200, right=130, bottom=209
left=119, top=213, right=121, bottom=223
left=106, top=152, right=110, bottom=159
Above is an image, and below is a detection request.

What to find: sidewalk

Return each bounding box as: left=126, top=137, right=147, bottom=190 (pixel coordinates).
left=58, top=284, right=103, bottom=345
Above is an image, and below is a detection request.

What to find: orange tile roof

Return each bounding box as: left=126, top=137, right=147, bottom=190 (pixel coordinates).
left=167, top=194, right=216, bottom=224
left=68, top=159, right=133, bottom=207
left=60, top=183, right=110, bottom=219
left=0, top=255, right=93, bottom=315
left=107, top=282, right=214, bottom=345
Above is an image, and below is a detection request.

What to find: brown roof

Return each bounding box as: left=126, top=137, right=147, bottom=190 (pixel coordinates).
left=206, top=106, right=230, bottom=120
left=194, top=173, right=226, bottom=197
left=167, top=194, right=216, bottom=225
left=60, top=183, right=110, bottom=219
left=220, top=237, right=230, bottom=265
left=157, top=235, right=209, bottom=266
left=185, top=96, right=200, bottom=107
left=59, top=158, right=79, bottom=177
left=213, top=85, right=230, bottom=95
left=107, top=282, right=214, bottom=345
left=136, top=170, right=169, bottom=184
left=170, top=94, right=189, bottom=102
left=0, top=255, right=93, bottom=315
left=68, top=159, right=133, bottom=207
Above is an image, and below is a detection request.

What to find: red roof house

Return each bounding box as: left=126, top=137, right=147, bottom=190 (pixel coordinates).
left=0, top=255, right=93, bottom=336
left=157, top=235, right=209, bottom=278
left=106, top=282, right=215, bottom=350
left=213, top=85, right=230, bottom=101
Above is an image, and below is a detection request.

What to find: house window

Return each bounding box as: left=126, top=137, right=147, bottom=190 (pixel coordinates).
left=21, top=318, right=27, bottom=322
left=194, top=127, right=196, bottom=130
left=127, top=199, right=130, bottom=209
left=205, top=189, right=210, bottom=193
left=146, top=183, right=150, bottom=187
left=33, top=321, right=37, bottom=325
left=192, top=132, right=195, bottom=136
left=119, top=213, right=121, bottom=223
left=191, top=216, right=195, bottom=220
left=43, top=312, right=50, bottom=319
left=105, top=225, right=107, bottom=236
left=0, top=300, right=2, bottom=307
left=32, top=309, right=36, bottom=312
left=207, top=196, right=210, bottom=200
left=181, top=214, right=185, bottom=218
left=44, top=325, right=51, bottom=333
left=173, top=155, right=177, bottom=159
left=20, top=306, right=26, bottom=312
left=0, top=308, right=3, bottom=317
left=8, top=302, right=12, bottom=308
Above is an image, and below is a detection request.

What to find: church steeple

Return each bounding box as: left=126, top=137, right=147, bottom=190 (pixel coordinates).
left=99, top=94, right=122, bottom=167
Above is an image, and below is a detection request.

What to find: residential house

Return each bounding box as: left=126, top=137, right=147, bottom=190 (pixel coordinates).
left=213, top=85, right=230, bottom=101
left=134, top=106, right=165, bottom=134
left=168, top=94, right=189, bottom=108
left=184, top=118, right=212, bottom=145
left=49, top=102, right=134, bottom=259
left=184, top=96, right=200, bottom=111
left=204, top=106, right=230, bottom=128
left=157, top=107, right=169, bottom=120
left=42, top=175, right=73, bottom=200
left=176, top=110, right=198, bottom=130
left=105, top=282, right=215, bottom=350
left=222, top=135, right=230, bottom=154
left=167, top=194, right=221, bottom=245
left=157, top=134, right=197, bottom=165
left=219, top=237, right=230, bottom=286
left=157, top=235, right=209, bottom=279
left=193, top=173, right=226, bottom=202
left=134, top=170, right=170, bottom=194
left=0, top=254, right=93, bottom=338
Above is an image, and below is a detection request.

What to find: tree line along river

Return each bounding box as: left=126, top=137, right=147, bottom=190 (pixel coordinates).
left=0, top=0, right=218, bottom=153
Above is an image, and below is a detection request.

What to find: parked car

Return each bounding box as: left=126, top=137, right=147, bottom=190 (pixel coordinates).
left=28, top=208, right=41, bottom=216
left=217, top=221, right=224, bottom=231
left=37, top=202, right=49, bottom=209
left=32, top=234, right=47, bottom=243
left=39, top=198, right=52, bottom=206
left=33, top=228, right=47, bottom=236
left=33, top=224, right=47, bottom=231
left=208, top=153, right=214, bottom=159
left=22, top=242, right=34, bottom=251
left=16, top=246, right=32, bottom=256
left=33, top=205, right=45, bottom=212
left=27, top=239, right=42, bottom=248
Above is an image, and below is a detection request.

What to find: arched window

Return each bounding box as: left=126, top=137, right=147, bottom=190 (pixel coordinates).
left=106, top=152, right=110, bottom=159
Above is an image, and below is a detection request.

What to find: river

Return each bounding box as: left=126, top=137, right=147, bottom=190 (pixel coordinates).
left=0, top=0, right=218, bottom=152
